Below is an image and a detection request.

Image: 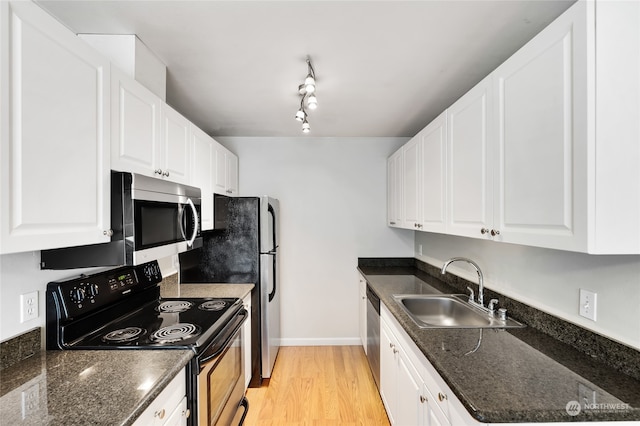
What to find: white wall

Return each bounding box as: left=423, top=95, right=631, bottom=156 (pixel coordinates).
left=219, top=137, right=414, bottom=345
left=0, top=252, right=177, bottom=342
left=415, top=232, right=640, bottom=350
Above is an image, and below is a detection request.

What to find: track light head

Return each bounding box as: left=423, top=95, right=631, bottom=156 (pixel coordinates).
left=302, top=118, right=310, bottom=133
left=307, top=94, right=317, bottom=110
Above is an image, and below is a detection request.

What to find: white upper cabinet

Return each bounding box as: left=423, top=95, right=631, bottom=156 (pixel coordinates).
left=402, top=137, right=420, bottom=229
left=419, top=112, right=447, bottom=234
left=111, top=66, right=161, bottom=176
left=491, top=0, right=640, bottom=253
left=160, top=104, right=191, bottom=185
left=389, top=0, right=640, bottom=254
left=213, top=143, right=239, bottom=196
left=190, top=126, right=214, bottom=231
left=491, top=0, right=588, bottom=251
left=387, top=149, right=403, bottom=227
left=446, top=76, right=493, bottom=240
left=0, top=1, right=111, bottom=254
left=111, top=69, right=191, bottom=184
left=225, top=150, right=239, bottom=196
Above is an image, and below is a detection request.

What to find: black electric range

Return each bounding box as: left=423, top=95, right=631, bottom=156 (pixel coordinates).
left=45, top=261, right=243, bottom=352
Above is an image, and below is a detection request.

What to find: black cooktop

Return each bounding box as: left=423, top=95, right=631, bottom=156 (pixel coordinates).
left=46, top=261, right=243, bottom=352
left=74, top=297, right=242, bottom=349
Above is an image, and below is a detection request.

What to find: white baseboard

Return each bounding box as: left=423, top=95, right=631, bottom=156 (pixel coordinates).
left=280, top=337, right=361, bottom=346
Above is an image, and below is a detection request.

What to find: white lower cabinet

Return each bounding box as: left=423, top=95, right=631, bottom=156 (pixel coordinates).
left=358, top=274, right=367, bottom=353
left=381, top=305, right=472, bottom=426
left=133, top=368, right=189, bottom=426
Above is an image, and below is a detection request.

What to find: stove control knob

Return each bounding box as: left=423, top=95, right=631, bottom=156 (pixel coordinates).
left=70, top=287, right=86, bottom=304
left=86, top=283, right=99, bottom=298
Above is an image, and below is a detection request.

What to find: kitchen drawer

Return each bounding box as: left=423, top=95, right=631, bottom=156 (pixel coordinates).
left=132, top=368, right=186, bottom=426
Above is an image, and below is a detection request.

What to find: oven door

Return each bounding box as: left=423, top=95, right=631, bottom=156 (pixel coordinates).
left=196, top=309, right=247, bottom=426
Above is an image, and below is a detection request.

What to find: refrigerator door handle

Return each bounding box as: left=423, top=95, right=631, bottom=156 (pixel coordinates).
left=268, top=252, right=277, bottom=302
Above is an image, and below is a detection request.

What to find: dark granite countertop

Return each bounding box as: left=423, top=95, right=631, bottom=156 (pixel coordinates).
left=359, top=265, right=640, bottom=423
left=0, top=349, right=193, bottom=425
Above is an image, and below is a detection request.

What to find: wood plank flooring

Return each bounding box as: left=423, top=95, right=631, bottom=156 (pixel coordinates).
left=244, top=346, right=390, bottom=426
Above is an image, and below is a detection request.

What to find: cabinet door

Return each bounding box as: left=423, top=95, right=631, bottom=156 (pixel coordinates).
left=358, top=275, right=367, bottom=353
left=492, top=1, right=588, bottom=251
left=387, top=150, right=403, bottom=227
left=191, top=126, right=214, bottom=230
left=447, top=76, right=493, bottom=239
left=111, top=66, right=162, bottom=177
left=0, top=1, right=110, bottom=253
left=212, top=142, right=227, bottom=195
left=402, top=137, right=420, bottom=229
left=225, top=151, right=238, bottom=196
left=379, top=322, right=396, bottom=424
left=395, top=347, right=423, bottom=426
left=420, top=112, right=447, bottom=233
left=161, top=104, right=191, bottom=184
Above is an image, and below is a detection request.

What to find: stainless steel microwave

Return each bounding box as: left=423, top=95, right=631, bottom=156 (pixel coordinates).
left=41, top=171, right=202, bottom=269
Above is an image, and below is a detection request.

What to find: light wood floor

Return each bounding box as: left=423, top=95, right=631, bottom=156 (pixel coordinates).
left=244, top=346, right=390, bottom=426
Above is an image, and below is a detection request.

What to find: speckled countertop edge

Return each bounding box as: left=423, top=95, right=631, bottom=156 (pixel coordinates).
left=358, top=264, right=640, bottom=423
left=0, top=349, right=193, bottom=426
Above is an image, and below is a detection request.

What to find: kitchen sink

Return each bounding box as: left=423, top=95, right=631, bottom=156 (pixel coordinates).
left=392, top=294, right=525, bottom=329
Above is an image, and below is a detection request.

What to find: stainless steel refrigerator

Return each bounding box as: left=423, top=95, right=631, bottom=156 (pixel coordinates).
left=179, top=196, right=280, bottom=386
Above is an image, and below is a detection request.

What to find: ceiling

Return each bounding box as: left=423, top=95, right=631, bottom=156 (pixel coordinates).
left=37, top=0, right=575, bottom=138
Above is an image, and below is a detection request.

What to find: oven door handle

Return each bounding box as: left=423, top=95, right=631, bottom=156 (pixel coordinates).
left=199, top=308, right=247, bottom=368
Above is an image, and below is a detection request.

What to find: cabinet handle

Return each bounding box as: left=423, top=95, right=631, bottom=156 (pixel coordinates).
left=389, top=343, right=394, bottom=349
left=155, top=169, right=163, bottom=175
left=154, top=408, right=166, bottom=419
left=420, top=395, right=427, bottom=404
left=226, top=189, right=232, bottom=194
left=103, top=229, right=113, bottom=237
left=438, top=392, right=448, bottom=402
left=491, top=229, right=500, bottom=236
left=481, top=228, right=490, bottom=235
left=162, top=171, right=170, bottom=177
left=390, top=221, right=396, bottom=225
left=182, top=409, right=191, bottom=419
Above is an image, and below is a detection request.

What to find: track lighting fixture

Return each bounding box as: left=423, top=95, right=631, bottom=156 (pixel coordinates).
left=295, top=57, right=317, bottom=133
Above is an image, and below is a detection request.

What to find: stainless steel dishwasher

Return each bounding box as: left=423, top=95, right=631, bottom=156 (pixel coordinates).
left=366, top=284, right=381, bottom=389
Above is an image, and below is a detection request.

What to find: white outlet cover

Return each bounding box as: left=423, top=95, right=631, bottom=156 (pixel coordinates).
left=579, top=289, right=597, bottom=321
left=20, top=291, right=39, bottom=323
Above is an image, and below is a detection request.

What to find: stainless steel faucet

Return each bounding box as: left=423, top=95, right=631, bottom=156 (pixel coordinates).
left=441, top=257, right=485, bottom=307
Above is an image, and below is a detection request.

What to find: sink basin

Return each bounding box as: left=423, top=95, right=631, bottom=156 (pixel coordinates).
left=392, top=294, right=525, bottom=329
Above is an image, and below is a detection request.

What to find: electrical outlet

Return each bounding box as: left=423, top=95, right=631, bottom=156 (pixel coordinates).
left=21, top=384, right=39, bottom=419
left=20, top=291, right=38, bottom=323
left=418, top=244, right=423, bottom=256
left=579, top=289, right=597, bottom=321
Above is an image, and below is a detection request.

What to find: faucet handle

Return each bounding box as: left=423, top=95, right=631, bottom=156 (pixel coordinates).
left=466, top=287, right=475, bottom=303
left=488, top=299, right=499, bottom=315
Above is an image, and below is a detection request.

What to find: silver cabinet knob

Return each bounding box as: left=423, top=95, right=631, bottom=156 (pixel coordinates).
left=389, top=221, right=396, bottom=225
left=154, top=408, right=166, bottom=419
left=154, top=169, right=163, bottom=175
left=491, top=229, right=500, bottom=236
left=420, top=395, right=427, bottom=403
left=481, top=228, right=490, bottom=235
left=162, top=171, right=170, bottom=177
left=182, top=409, right=191, bottom=418
left=438, top=392, right=447, bottom=402
left=103, top=229, right=113, bottom=237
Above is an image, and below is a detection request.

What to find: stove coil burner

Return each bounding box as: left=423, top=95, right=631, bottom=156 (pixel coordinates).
left=158, top=300, right=193, bottom=313
left=150, top=323, right=201, bottom=344
left=102, top=327, right=146, bottom=343
left=198, top=300, right=227, bottom=311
